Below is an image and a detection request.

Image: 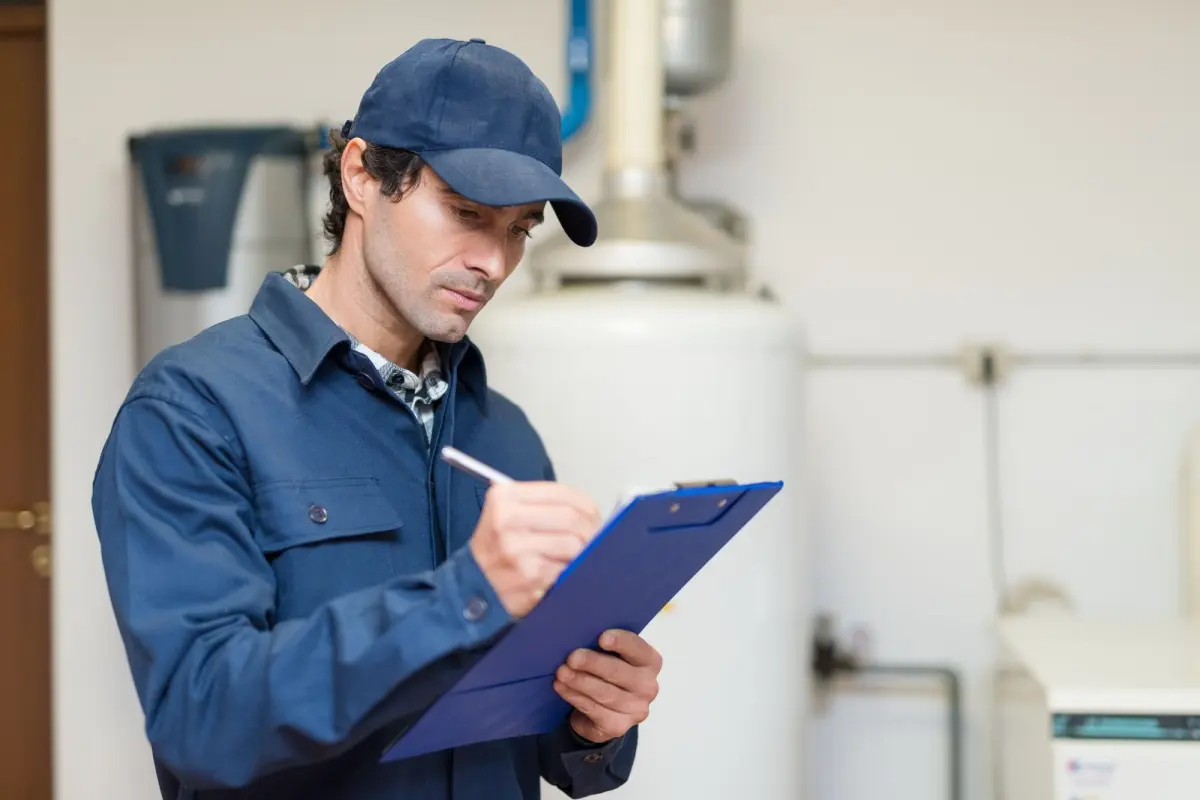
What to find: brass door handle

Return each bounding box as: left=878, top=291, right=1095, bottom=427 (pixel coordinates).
left=30, top=544, right=51, bottom=578
left=0, top=502, right=51, bottom=535
left=0, top=502, right=52, bottom=578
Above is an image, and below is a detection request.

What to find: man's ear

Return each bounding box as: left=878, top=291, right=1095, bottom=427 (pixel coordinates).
left=340, top=138, right=372, bottom=217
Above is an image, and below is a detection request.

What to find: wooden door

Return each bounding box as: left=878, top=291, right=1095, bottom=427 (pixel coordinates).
left=0, top=4, right=52, bottom=800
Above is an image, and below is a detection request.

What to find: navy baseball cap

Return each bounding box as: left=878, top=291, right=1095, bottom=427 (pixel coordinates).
left=344, top=38, right=597, bottom=247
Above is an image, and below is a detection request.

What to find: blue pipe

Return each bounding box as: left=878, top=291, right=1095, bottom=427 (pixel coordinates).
left=560, top=0, right=592, bottom=143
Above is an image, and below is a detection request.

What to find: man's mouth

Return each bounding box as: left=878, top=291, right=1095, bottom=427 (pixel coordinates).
left=442, top=286, right=486, bottom=311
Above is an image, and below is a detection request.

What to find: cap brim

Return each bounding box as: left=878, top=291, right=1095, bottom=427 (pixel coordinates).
left=421, top=148, right=597, bottom=247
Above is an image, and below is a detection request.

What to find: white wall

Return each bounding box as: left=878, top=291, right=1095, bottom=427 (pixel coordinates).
left=49, top=2, right=1200, bottom=800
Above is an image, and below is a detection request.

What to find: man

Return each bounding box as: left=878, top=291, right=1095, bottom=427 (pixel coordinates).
left=91, top=38, right=662, bottom=800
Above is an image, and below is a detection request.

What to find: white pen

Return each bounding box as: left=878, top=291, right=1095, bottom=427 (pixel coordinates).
left=439, top=445, right=515, bottom=485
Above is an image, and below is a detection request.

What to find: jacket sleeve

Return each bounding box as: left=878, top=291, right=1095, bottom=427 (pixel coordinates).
left=91, top=394, right=513, bottom=791
left=537, top=723, right=638, bottom=797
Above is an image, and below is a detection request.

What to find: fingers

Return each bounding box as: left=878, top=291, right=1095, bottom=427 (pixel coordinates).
left=492, top=503, right=596, bottom=546
left=553, top=633, right=662, bottom=742
left=555, top=664, right=645, bottom=716
left=597, top=630, right=663, bottom=672
left=520, top=533, right=589, bottom=564
left=503, top=537, right=581, bottom=586
left=565, top=648, right=637, bottom=688
left=530, top=557, right=568, bottom=592
left=564, top=647, right=659, bottom=701
left=487, top=482, right=602, bottom=528
left=554, top=681, right=645, bottom=735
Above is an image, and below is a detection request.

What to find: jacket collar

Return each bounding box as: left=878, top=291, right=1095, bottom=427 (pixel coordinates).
left=248, top=272, right=489, bottom=411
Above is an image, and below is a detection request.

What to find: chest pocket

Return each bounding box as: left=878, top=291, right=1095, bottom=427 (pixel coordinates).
left=253, top=477, right=404, bottom=620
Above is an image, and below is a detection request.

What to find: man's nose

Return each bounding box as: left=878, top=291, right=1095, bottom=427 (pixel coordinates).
left=466, top=241, right=507, bottom=283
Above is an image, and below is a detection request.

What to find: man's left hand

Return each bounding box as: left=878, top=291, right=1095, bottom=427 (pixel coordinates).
left=553, top=629, right=662, bottom=744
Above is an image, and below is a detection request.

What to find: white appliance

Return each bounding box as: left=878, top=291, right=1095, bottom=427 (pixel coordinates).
left=1179, top=425, right=1200, bottom=619
left=996, top=614, right=1200, bottom=800
left=129, top=126, right=311, bottom=368
left=469, top=0, right=809, bottom=797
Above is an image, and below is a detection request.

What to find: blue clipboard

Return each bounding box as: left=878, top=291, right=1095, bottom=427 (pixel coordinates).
left=380, top=479, right=784, bottom=762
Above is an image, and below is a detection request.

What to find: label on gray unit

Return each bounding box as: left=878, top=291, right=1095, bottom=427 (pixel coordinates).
left=1053, top=713, right=1200, bottom=742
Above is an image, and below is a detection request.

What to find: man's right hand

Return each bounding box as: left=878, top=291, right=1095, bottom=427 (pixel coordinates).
left=469, top=482, right=602, bottom=617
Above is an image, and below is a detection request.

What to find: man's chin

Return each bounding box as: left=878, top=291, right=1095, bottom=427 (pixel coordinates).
left=427, top=331, right=466, bottom=344
left=421, top=313, right=472, bottom=344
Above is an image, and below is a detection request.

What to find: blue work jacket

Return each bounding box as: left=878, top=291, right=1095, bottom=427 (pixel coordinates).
left=91, top=273, right=637, bottom=799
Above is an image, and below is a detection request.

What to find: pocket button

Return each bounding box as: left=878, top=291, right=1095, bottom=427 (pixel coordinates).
left=308, top=504, right=329, bottom=524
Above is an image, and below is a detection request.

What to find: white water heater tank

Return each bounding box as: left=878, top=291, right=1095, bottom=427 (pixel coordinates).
left=467, top=283, right=808, bottom=799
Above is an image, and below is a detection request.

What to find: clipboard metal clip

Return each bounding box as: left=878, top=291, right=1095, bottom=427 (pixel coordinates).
left=672, top=479, right=737, bottom=489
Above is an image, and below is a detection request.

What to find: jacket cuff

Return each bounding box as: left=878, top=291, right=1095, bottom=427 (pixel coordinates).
left=441, top=544, right=513, bottom=646
left=568, top=727, right=609, bottom=749
left=556, top=722, right=628, bottom=769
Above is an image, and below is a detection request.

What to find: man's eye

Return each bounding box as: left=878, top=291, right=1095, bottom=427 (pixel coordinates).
left=512, top=226, right=534, bottom=239
left=454, top=207, right=480, bottom=220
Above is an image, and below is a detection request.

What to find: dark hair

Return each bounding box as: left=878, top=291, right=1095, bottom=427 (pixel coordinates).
left=320, top=128, right=426, bottom=254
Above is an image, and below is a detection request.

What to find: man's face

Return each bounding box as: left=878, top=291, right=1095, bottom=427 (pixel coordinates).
left=353, top=150, right=545, bottom=343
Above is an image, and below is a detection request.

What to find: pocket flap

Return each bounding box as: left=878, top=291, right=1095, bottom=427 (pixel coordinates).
left=254, top=477, right=403, bottom=552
